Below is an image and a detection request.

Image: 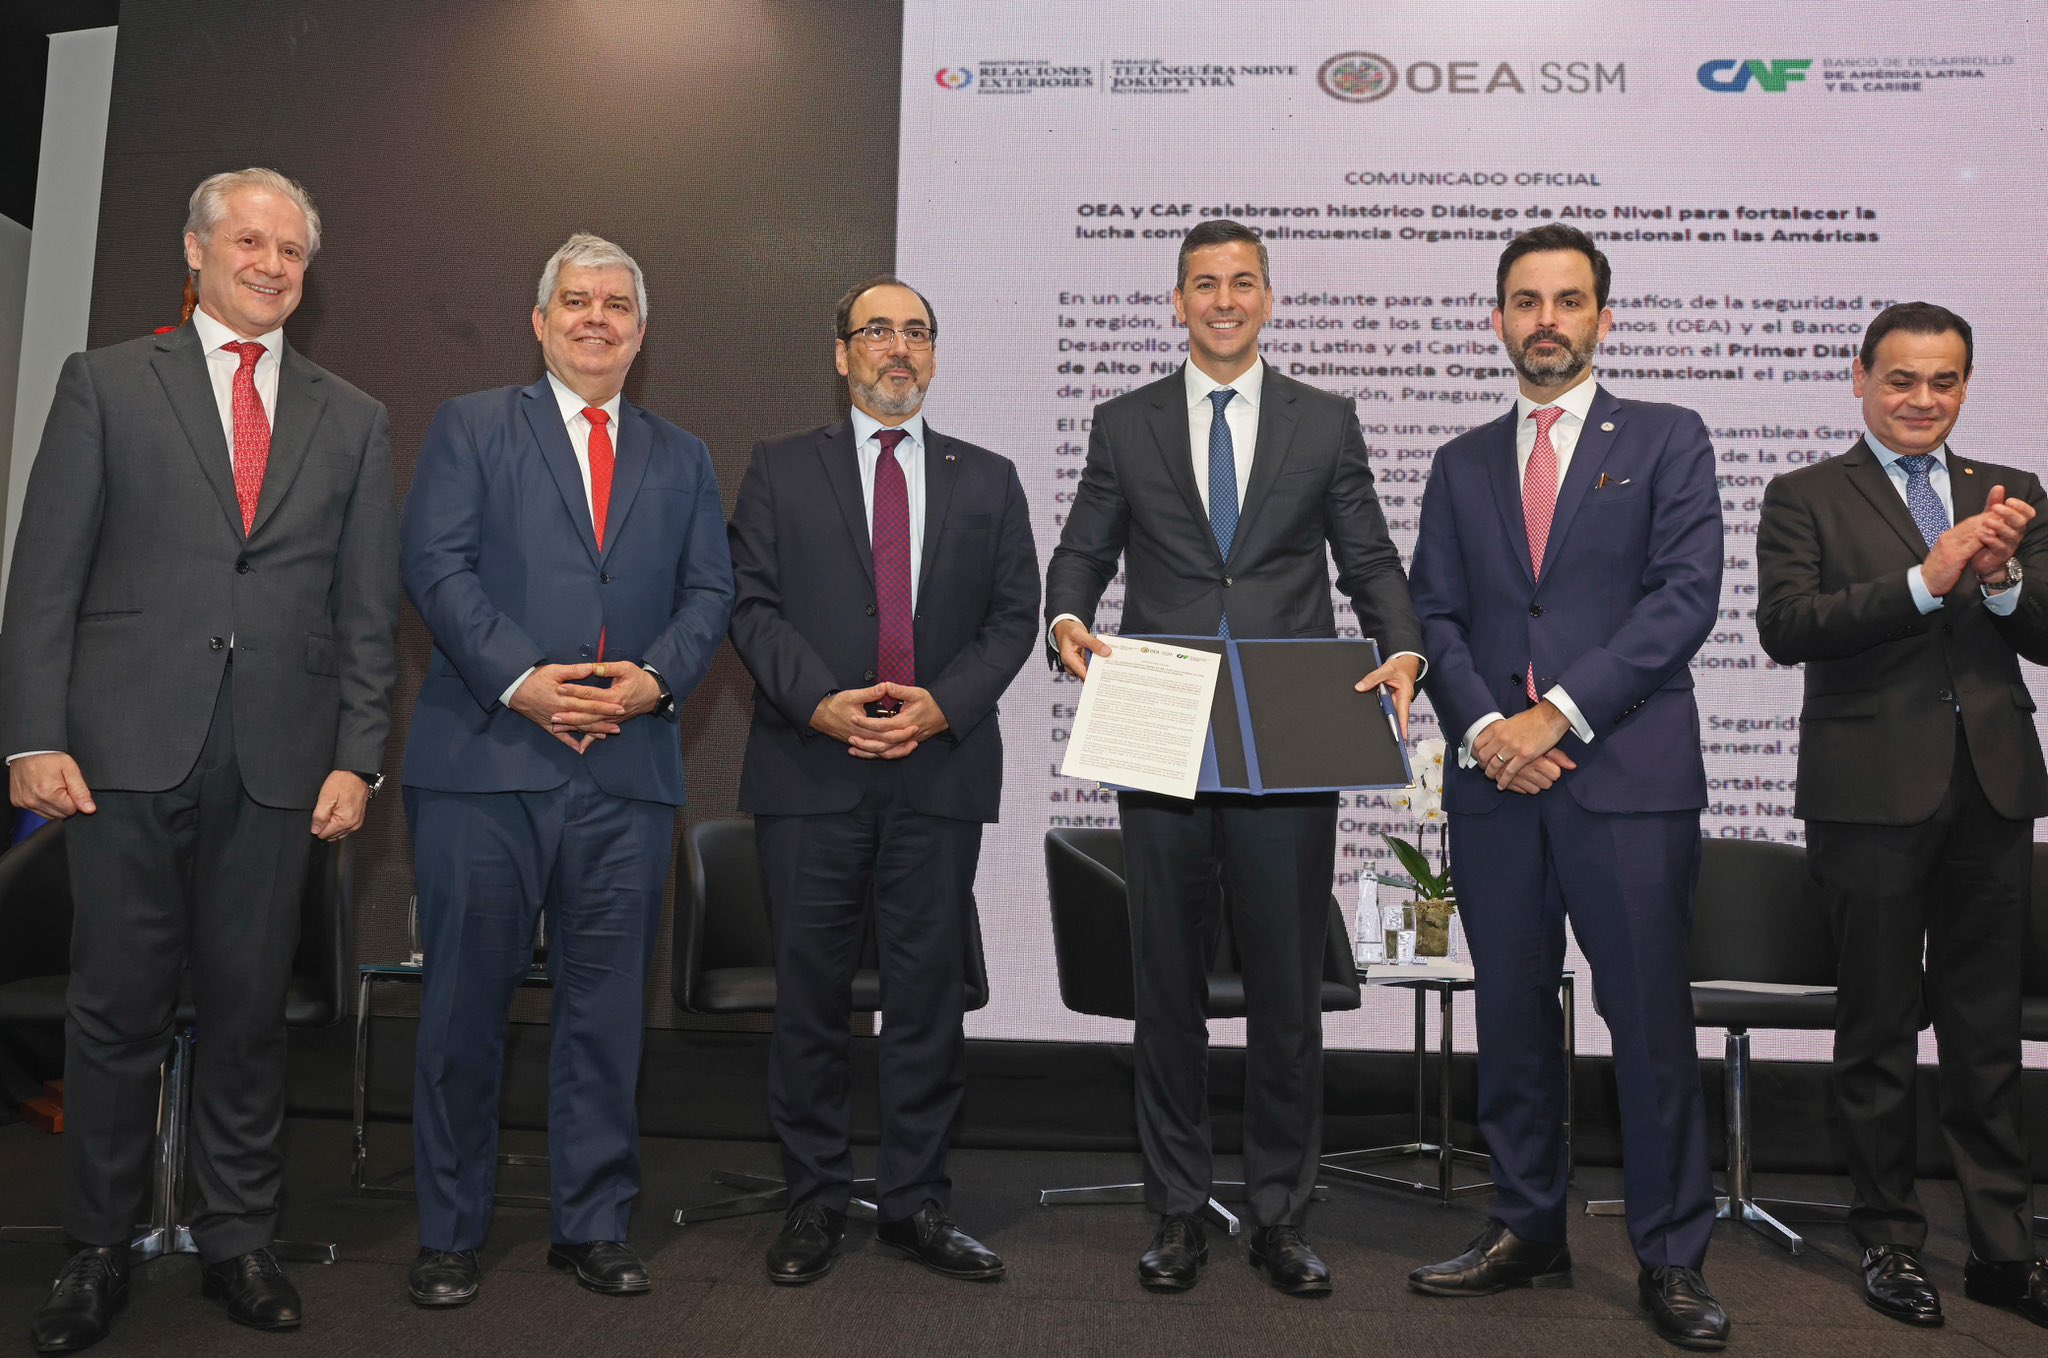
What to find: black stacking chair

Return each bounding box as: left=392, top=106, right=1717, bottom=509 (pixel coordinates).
left=670, top=816, right=991, bottom=1225
left=0, top=819, right=352, bottom=1264
left=1038, top=826, right=1360, bottom=1237
left=1585, top=836, right=1848, bottom=1254
left=2025, top=846, right=2048, bottom=1233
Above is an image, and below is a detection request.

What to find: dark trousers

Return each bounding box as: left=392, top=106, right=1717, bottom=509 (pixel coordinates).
left=406, top=765, right=674, bottom=1251
left=62, top=672, right=311, bottom=1263
left=1805, top=726, right=2035, bottom=1261
left=1451, top=794, right=1715, bottom=1270
left=758, top=766, right=982, bottom=1221
left=1117, top=790, right=1337, bottom=1230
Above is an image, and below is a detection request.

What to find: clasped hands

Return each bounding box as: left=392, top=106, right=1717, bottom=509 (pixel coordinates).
left=509, top=661, right=664, bottom=754
left=1472, top=701, right=1578, bottom=794
left=811, top=683, right=949, bottom=759
left=1922, top=484, right=2032, bottom=596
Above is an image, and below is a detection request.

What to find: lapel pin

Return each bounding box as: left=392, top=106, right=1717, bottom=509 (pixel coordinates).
left=1962, top=466, right=1975, bottom=475
left=1600, top=421, right=1615, bottom=432
left=944, top=452, right=957, bottom=463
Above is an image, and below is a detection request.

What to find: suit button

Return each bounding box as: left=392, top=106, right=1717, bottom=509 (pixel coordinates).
left=1507, top=673, right=1521, bottom=687
left=209, top=637, right=224, bottom=651
left=1529, top=605, right=1543, bottom=618
left=1942, top=623, right=1954, bottom=635
left=1938, top=688, right=1954, bottom=703
left=579, top=644, right=593, bottom=658
left=1223, top=577, right=1233, bottom=588
left=235, top=560, right=251, bottom=574
left=600, top=572, right=612, bottom=584
left=866, top=604, right=877, bottom=616
left=864, top=670, right=876, bottom=682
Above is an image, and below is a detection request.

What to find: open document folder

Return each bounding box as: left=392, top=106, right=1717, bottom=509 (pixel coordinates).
left=1061, top=635, right=1415, bottom=799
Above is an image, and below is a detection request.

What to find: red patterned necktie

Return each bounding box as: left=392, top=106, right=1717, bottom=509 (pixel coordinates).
left=1523, top=405, right=1564, bottom=701
left=223, top=341, right=270, bottom=534
left=584, top=407, right=614, bottom=660
left=584, top=407, right=615, bottom=548
left=872, top=428, right=916, bottom=691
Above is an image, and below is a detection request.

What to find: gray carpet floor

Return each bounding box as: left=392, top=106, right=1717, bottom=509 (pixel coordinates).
left=1, top=1117, right=2042, bottom=1357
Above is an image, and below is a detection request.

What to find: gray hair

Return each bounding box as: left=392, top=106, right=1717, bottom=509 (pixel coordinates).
left=183, top=167, right=322, bottom=258
left=535, top=233, right=648, bottom=326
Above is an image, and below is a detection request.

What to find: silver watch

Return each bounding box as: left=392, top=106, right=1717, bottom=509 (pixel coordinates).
left=1986, top=557, right=2023, bottom=594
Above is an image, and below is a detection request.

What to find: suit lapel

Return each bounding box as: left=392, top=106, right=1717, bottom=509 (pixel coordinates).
left=817, top=422, right=874, bottom=584
left=1537, top=386, right=1622, bottom=582
left=247, top=344, right=326, bottom=538
left=917, top=427, right=960, bottom=602
left=1146, top=379, right=1214, bottom=560
left=519, top=379, right=600, bottom=568
left=1480, top=405, right=1533, bottom=586
left=1946, top=444, right=1988, bottom=523
left=596, top=403, right=653, bottom=565
left=1842, top=438, right=1931, bottom=561
left=1228, top=371, right=1299, bottom=564
left=151, top=326, right=243, bottom=537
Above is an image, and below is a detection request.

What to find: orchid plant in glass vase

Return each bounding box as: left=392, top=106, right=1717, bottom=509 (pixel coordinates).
left=1384, top=737, right=1455, bottom=957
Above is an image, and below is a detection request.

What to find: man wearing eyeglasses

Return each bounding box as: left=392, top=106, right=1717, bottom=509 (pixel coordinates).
left=727, top=276, right=1039, bottom=1286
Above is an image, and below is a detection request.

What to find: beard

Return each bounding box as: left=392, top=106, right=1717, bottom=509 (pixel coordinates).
left=850, top=370, right=926, bottom=418
left=1509, top=328, right=1594, bottom=387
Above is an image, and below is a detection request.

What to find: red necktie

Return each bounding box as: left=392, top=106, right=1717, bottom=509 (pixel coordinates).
left=585, top=407, right=614, bottom=660
left=223, top=341, right=270, bottom=534
left=872, top=429, right=916, bottom=689
left=1523, top=405, right=1563, bottom=701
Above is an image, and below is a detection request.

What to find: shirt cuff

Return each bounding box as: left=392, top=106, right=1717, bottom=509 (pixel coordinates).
left=5, top=750, right=60, bottom=765
left=499, top=665, right=537, bottom=709
left=1458, top=713, right=1506, bottom=768
left=1544, top=685, right=1594, bottom=744
left=1906, top=565, right=1942, bottom=615
left=1982, top=575, right=2023, bottom=615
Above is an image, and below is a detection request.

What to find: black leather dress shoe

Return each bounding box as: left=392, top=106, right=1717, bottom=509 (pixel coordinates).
left=31, top=1246, right=129, bottom=1354
left=1407, top=1219, right=1571, bottom=1296
left=547, top=1240, right=651, bottom=1295
left=407, top=1248, right=481, bottom=1308
left=201, top=1248, right=303, bottom=1330
left=1862, top=1245, right=1942, bottom=1326
left=874, top=1202, right=1004, bottom=1281
left=1138, top=1213, right=1207, bottom=1292
left=1249, top=1225, right=1332, bottom=1296
left=1963, top=1253, right=2048, bottom=1329
left=765, top=1202, right=846, bottom=1285
left=1639, top=1266, right=1730, bottom=1351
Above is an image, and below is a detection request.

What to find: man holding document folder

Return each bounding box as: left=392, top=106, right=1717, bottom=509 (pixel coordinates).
left=1045, top=219, right=1423, bottom=1295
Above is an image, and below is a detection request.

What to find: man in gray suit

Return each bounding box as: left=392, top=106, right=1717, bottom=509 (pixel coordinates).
left=1046, top=218, right=1423, bottom=1295
left=2, top=168, right=398, bottom=1352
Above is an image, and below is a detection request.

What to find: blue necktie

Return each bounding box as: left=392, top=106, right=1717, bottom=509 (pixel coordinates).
left=1896, top=454, right=1949, bottom=549
left=1208, top=388, right=1239, bottom=637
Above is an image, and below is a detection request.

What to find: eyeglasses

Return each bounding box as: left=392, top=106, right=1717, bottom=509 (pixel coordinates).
left=844, top=323, right=936, bottom=350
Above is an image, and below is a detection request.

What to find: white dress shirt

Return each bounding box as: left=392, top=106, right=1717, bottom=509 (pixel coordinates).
left=850, top=407, right=928, bottom=611
left=191, top=307, right=283, bottom=467
left=1458, top=377, right=1600, bottom=768
left=1866, top=427, right=2022, bottom=617
left=496, top=376, right=627, bottom=706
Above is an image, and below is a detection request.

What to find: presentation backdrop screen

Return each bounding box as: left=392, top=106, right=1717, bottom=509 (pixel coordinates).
left=895, top=2, right=2048, bottom=1065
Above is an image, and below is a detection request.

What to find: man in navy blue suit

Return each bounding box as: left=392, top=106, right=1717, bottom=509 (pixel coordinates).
left=728, top=277, right=1038, bottom=1286
left=398, top=233, right=734, bottom=1306
left=1405, top=224, right=1728, bottom=1349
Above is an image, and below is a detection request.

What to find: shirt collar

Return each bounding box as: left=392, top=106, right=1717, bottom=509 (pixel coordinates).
left=1515, top=376, right=1600, bottom=427
left=851, top=407, right=925, bottom=452
left=544, top=372, right=622, bottom=430
left=1184, top=357, right=1264, bottom=411
left=190, top=306, right=284, bottom=358
left=1865, top=426, right=1949, bottom=469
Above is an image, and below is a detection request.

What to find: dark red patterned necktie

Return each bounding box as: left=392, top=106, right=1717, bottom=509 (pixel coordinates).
left=223, top=341, right=269, bottom=534
left=872, top=428, right=915, bottom=689
left=584, top=407, right=614, bottom=659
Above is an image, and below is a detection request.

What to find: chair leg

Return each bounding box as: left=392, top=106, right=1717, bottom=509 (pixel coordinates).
left=1036, top=1179, right=1276, bottom=1238
left=673, top=1173, right=878, bottom=1227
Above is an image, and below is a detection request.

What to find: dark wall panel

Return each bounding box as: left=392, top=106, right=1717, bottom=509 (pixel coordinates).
left=89, top=0, right=900, bottom=1020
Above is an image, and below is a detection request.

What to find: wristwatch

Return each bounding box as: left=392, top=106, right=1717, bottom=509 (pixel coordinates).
left=1985, top=557, right=2023, bottom=594
left=353, top=771, right=385, bottom=797
left=641, top=664, right=674, bottom=716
